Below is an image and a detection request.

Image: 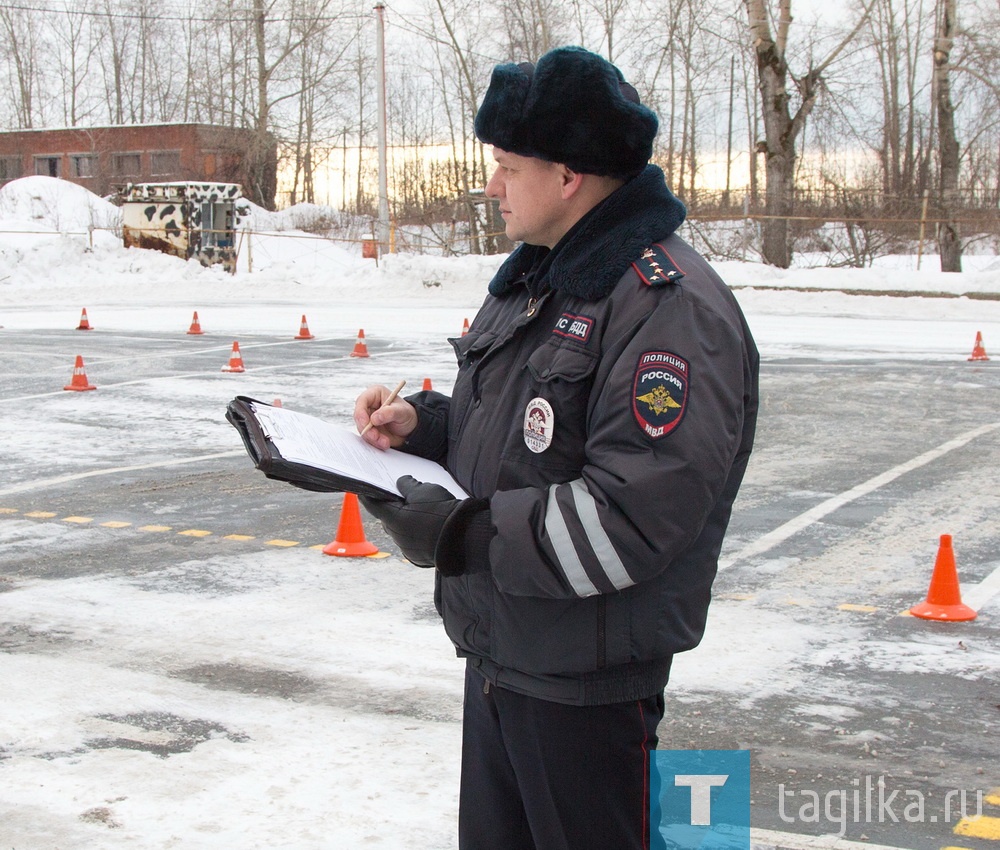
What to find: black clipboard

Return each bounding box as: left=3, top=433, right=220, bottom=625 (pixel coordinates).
left=226, top=396, right=400, bottom=499
left=226, top=397, right=469, bottom=502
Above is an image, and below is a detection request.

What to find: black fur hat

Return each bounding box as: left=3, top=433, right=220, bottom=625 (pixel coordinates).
left=474, top=46, right=658, bottom=179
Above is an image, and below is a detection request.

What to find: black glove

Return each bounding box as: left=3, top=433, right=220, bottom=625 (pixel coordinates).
left=361, top=475, right=493, bottom=575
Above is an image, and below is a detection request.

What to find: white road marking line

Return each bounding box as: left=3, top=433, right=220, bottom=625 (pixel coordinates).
left=0, top=451, right=245, bottom=497
left=720, top=422, right=1000, bottom=571
left=751, top=827, right=914, bottom=850
left=961, top=562, right=1000, bottom=610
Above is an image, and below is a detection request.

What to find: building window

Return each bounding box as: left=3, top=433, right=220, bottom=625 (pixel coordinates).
left=0, top=156, right=22, bottom=182
left=150, top=150, right=181, bottom=176
left=70, top=154, right=98, bottom=178
left=112, top=152, right=141, bottom=177
left=34, top=156, right=61, bottom=178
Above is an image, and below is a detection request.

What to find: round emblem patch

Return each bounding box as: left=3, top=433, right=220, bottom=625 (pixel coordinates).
left=523, top=397, right=554, bottom=453
left=632, top=351, right=689, bottom=439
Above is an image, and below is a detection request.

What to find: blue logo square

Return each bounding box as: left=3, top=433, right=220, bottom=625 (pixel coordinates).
left=650, top=750, right=751, bottom=850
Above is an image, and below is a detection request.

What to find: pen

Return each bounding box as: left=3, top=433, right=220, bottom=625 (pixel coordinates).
left=359, top=379, right=407, bottom=437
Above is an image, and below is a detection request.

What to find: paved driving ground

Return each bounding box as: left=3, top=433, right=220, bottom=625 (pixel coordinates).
left=1, top=317, right=998, bottom=849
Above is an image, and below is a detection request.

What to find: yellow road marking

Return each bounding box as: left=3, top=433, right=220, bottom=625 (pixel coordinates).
left=985, top=789, right=1000, bottom=806
left=838, top=603, right=879, bottom=613
left=4, top=508, right=337, bottom=553
left=954, top=815, right=1000, bottom=840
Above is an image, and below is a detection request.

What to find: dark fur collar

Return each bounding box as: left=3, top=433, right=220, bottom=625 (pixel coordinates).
left=488, top=165, right=686, bottom=300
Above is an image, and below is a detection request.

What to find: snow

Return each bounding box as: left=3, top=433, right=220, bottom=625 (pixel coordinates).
left=1, top=176, right=998, bottom=847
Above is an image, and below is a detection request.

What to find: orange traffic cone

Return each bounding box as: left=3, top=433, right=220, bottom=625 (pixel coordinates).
left=76, top=308, right=93, bottom=330
left=422, top=377, right=433, bottom=391
left=295, top=314, right=315, bottom=340
left=64, top=355, right=96, bottom=391
left=461, top=317, right=470, bottom=336
left=323, top=493, right=379, bottom=557
left=187, top=311, right=204, bottom=335
left=222, top=341, right=246, bottom=373
left=967, top=331, right=989, bottom=362
left=909, top=534, right=977, bottom=621
left=350, top=328, right=370, bottom=358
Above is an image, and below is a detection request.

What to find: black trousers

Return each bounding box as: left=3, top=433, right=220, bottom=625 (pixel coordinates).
left=458, top=667, right=665, bottom=850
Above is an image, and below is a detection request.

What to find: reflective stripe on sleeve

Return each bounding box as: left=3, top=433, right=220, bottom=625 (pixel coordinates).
left=545, top=485, right=600, bottom=597
left=568, top=479, right=635, bottom=591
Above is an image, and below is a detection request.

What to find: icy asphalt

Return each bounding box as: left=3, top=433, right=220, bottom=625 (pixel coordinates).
left=0, top=302, right=998, bottom=849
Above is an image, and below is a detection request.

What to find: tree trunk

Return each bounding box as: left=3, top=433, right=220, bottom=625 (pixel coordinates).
left=744, top=0, right=874, bottom=268
left=934, top=0, right=962, bottom=272
left=745, top=0, right=796, bottom=267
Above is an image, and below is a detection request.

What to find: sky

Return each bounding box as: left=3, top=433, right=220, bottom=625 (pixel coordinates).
left=0, top=176, right=999, bottom=848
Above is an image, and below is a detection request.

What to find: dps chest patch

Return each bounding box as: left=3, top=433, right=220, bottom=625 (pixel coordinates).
left=523, top=397, right=554, bottom=453
left=632, top=351, right=689, bottom=439
left=552, top=312, right=595, bottom=343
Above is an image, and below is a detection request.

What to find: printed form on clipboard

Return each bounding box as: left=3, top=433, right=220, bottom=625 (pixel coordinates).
left=226, top=396, right=468, bottom=501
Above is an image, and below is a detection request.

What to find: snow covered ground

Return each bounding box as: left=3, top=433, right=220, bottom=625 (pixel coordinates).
left=1, top=176, right=998, bottom=848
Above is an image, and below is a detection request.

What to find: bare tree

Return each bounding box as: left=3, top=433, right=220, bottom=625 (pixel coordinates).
left=634, top=0, right=687, bottom=190
left=288, top=11, right=357, bottom=205
left=583, top=0, right=629, bottom=62
left=0, top=4, right=43, bottom=128
left=95, top=0, right=140, bottom=124
left=425, top=0, right=495, bottom=250
left=865, top=0, right=933, bottom=201
left=934, top=0, right=962, bottom=270
left=245, top=0, right=347, bottom=208
left=500, top=0, right=570, bottom=59
left=743, top=0, right=875, bottom=267
left=49, top=4, right=100, bottom=126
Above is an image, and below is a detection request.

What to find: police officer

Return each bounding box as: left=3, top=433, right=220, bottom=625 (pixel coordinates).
left=355, top=45, right=759, bottom=850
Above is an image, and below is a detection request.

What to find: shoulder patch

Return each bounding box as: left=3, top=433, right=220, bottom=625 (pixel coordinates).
left=632, top=351, right=689, bottom=439
left=632, top=243, right=685, bottom=287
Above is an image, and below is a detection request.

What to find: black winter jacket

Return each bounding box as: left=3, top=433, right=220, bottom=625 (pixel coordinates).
left=403, top=165, right=759, bottom=705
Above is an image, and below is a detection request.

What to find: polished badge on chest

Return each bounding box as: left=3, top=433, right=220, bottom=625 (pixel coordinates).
left=523, top=397, right=554, bottom=453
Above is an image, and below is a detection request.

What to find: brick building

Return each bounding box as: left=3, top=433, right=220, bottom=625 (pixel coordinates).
left=0, top=123, right=276, bottom=208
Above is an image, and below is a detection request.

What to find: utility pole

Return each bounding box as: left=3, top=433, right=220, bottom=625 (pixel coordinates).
left=375, top=3, right=390, bottom=252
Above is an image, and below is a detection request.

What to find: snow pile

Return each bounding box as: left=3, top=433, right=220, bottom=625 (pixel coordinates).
left=0, top=175, right=122, bottom=232
left=0, top=174, right=999, bottom=322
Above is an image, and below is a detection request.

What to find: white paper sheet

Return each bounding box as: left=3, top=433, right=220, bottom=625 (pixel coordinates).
left=251, top=403, right=469, bottom=499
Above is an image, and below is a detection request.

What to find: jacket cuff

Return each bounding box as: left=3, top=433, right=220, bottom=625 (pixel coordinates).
left=399, top=390, right=450, bottom=462
left=434, top=499, right=494, bottom=577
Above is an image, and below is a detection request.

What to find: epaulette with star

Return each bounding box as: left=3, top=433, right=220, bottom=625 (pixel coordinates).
left=632, top=243, right=686, bottom=286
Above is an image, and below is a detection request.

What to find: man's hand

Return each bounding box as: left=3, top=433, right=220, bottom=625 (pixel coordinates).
left=354, top=384, right=419, bottom=450
left=361, top=476, right=492, bottom=574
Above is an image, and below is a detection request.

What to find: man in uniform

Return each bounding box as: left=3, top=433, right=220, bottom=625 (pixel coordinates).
left=355, top=45, right=759, bottom=850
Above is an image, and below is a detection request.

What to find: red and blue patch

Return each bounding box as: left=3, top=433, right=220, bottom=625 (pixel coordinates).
left=632, top=351, right=689, bottom=439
